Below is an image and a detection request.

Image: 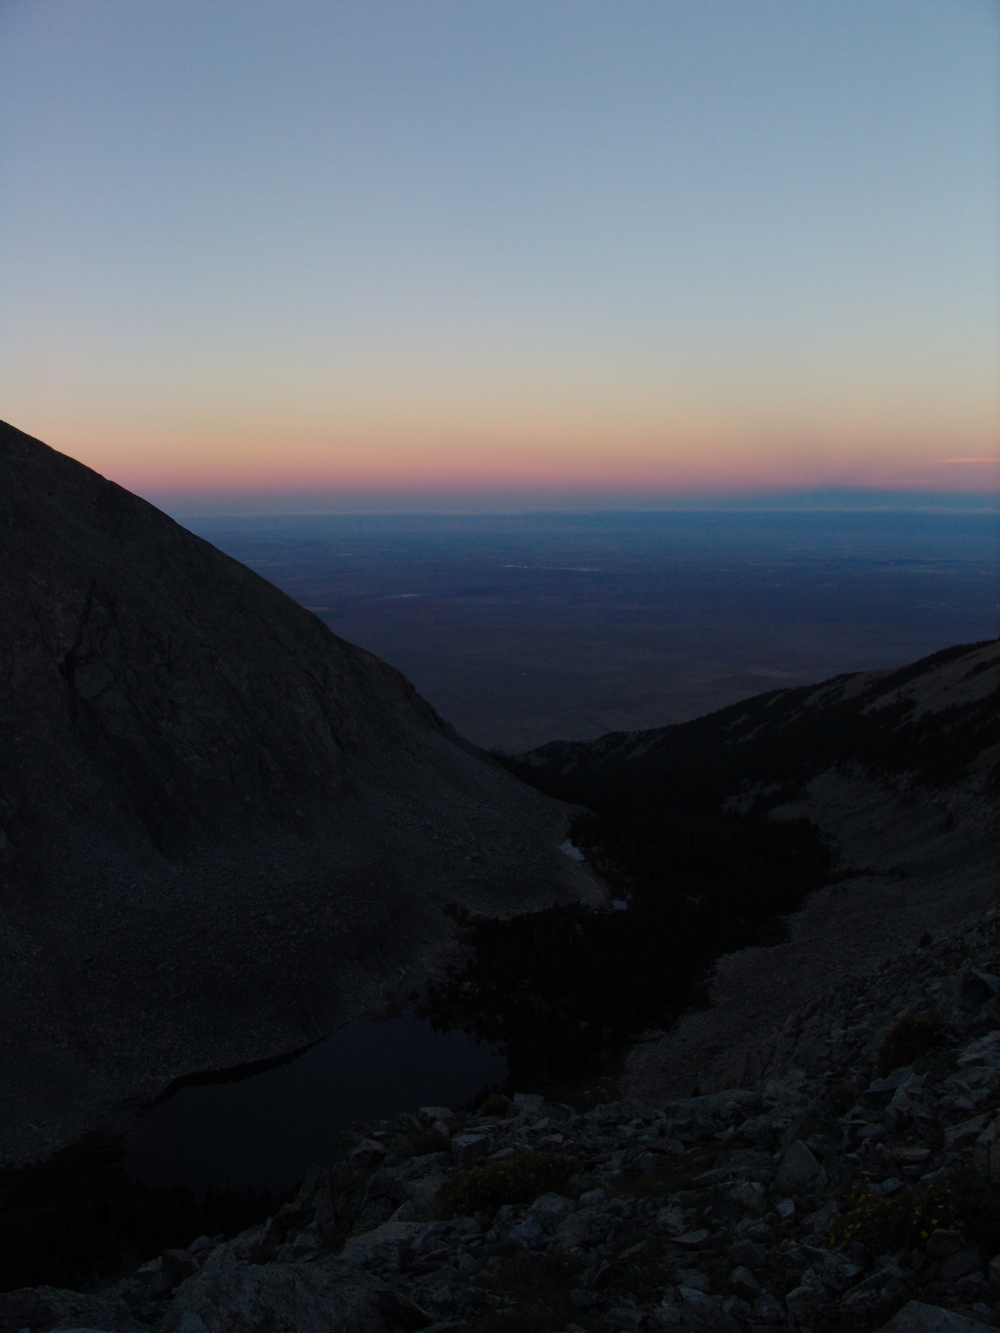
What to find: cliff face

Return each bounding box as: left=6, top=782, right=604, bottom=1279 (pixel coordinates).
left=0, top=421, right=598, bottom=1167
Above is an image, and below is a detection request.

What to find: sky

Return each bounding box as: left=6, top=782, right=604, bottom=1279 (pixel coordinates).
left=1, top=0, right=998, bottom=511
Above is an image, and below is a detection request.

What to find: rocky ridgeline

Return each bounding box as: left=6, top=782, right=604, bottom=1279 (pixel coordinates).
left=10, top=909, right=1000, bottom=1333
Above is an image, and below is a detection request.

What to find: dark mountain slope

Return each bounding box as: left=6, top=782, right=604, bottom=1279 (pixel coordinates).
left=510, top=637, right=1000, bottom=816
left=415, top=642, right=999, bottom=1093
left=0, top=421, right=597, bottom=1168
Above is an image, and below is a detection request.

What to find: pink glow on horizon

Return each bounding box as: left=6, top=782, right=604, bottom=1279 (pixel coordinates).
left=45, top=423, right=997, bottom=501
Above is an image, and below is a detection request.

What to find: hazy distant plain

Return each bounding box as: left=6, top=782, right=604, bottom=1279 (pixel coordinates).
left=190, top=511, right=999, bottom=752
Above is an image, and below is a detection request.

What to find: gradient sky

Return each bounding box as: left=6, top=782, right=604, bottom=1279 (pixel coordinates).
left=1, top=0, right=997, bottom=509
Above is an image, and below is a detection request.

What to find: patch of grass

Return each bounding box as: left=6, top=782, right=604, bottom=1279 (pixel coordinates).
left=478, top=1094, right=513, bottom=1118
left=876, top=1013, right=946, bottom=1077
left=829, top=1166, right=1000, bottom=1256
left=473, top=1254, right=588, bottom=1333
left=440, top=1152, right=574, bottom=1216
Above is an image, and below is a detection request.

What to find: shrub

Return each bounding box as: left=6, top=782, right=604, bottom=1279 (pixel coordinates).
left=877, top=1013, right=945, bottom=1077
left=439, top=1151, right=573, bottom=1216
left=479, top=1093, right=512, bottom=1117
left=474, top=1254, right=583, bottom=1333
left=829, top=1167, right=1000, bottom=1256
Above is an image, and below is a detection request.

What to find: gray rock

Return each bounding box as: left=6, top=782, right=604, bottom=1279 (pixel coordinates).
left=512, top=1094, right=544, bottom=1114
left=878, top=1300, right=993, bottom=1331
left=450, top=1135, right=490, bottom=1166
left=651, top=1307, right=683, bottom=1328
left=786, top=1283, right=827, bottom=1321
left=945, top=1117, right=990, bottom=1150
left=339, top=1219, right=424, bottom=1265
left=579, top=1188, right=607, bottom=1207
left=529, top=1193, right=575, bottom=1229
left=926, top=1230, right=966, bottom=1259
left=959, top=972, right=1000, bottom=1011
left=159, top=1251, right=401, bottom=1333
left=871, top=1177, right=905, bottom=1196
left=405, top=1175, right=447, bottom=1217
left=673, top=1230, right=709, bottom=1249
left=937, top=1246, right=983, bottom=1283
left=973, top=1118, right=1000, bottom=1180
left=672, top=1270, right=710, bottom=1295
left=351, top=1140, right=390, bottom=1168
left=570, top=1290, right=602, bottom=1309
left=728, top=1180, right=766, bottom=1214
left=721, top=1295, right=754, bottom=1320
left=775, top=1139, right=823, bottom=1192
left=751, top=1292, right=786, bottom=1323
left=2, top=1289, right=144, bottom=1333
left=512, top=1214, right=544, bottom=1246
left=654, top=1208, right=687, bottom=1235
left=728, top=1266, right=760, bottom=1298
left=552, top=1215, right=600, bottom=1253
left=676, top=1285, right=710, bottom=1306
left=729, top=1239, right=765, bottom=1271
left=418, top=1108, right=455, bottom=1125
left=606, top=1308, right=645, bottom=1329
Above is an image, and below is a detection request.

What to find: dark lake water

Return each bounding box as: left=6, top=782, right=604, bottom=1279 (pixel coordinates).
left=123, top=1017, right=505, bottom=1193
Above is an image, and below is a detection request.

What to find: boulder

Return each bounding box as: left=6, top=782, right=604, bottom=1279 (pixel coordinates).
left=925, top=1230, right=965, bottom=1259
left=937, top=1246, right=983, bottom=1283
left=159, top=1250, right=399, bottom=1333
left=878, top=1300, right=993, bottom=1332
left=775, top=1139, right=823, bottom=1192
left=450, top=1134, right=490, bottom=1166
left=729, top=1266, right=761, bottom=1298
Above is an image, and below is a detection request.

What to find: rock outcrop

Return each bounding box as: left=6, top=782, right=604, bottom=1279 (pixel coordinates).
left=0, top=421, right=599, bottom=1167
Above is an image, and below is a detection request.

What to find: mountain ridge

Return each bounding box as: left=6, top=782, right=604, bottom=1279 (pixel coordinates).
left=512, top=636, right=1000, bottom=815
left=0, top=421, right=598, bottom=1169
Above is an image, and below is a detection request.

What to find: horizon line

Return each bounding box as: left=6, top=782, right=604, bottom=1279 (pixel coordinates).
left=151, top=485, right=1000, bottom=521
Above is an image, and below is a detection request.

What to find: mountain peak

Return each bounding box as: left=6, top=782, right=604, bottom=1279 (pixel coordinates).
left=0, top=420, right=596, bottom=1167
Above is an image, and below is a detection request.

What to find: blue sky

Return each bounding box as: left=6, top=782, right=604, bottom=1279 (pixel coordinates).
left=1, top=1, right=997, bottom=508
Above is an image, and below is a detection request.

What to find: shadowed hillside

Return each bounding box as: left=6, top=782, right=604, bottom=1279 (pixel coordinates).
left=421, top=641, right=999, bottom=1092
left=0, top=421, right=597, bottom=1169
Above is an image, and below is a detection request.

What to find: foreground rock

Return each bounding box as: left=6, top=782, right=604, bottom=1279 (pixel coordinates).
left=0, top=421, right=598, bottom=1168
left=17, top=903, right=1000, bottom=1333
